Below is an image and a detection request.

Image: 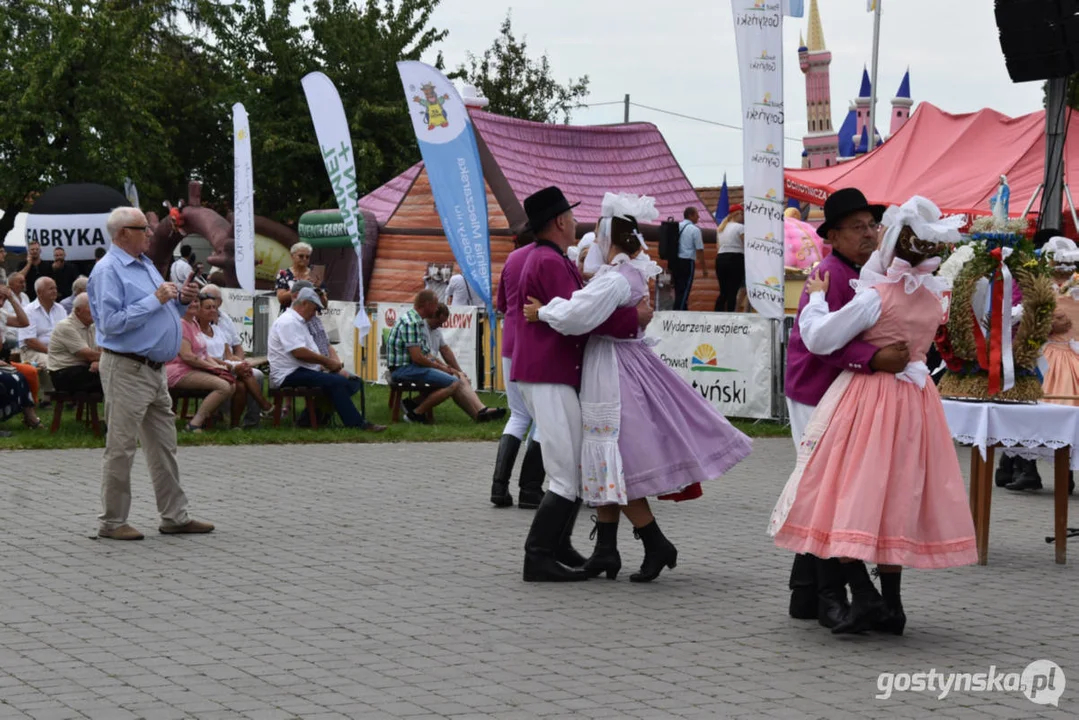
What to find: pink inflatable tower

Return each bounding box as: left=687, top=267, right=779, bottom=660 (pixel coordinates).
left=798, top=0, right=838, bottom=169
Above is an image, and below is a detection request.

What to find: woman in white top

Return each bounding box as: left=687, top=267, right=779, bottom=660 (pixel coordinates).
left=714, top=205, right=745, bottom=312
left=196, top=294, right=273, bottom=427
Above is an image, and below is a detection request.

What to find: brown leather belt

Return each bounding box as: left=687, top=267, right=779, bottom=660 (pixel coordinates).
left=103, top=348, right=164, bottom=371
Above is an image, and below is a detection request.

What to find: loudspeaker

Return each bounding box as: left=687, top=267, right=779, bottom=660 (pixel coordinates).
left=995, top=0, right=1079, bottom=82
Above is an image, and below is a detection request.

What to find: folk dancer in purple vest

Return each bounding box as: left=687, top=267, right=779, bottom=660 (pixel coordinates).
left=512, top=187, right=650, bottom=582
left=783, top=188, right=911, bottom=628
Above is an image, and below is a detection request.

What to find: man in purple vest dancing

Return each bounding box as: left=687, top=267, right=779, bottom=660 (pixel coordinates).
left=785, top=188, right=912, bottom=627
left=512, top=187, right=650, bottom=582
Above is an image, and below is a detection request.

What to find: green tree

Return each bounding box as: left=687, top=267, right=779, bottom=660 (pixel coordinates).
left=0, top=0, right=188, bottom=239
left=456, top=12, right=590, bottom=124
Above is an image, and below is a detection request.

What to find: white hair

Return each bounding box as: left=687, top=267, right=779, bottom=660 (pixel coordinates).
left=200, top=283, right=221, bottom=297
left=105, top=206, right=144, bottom=239
left=291, top=242, right=313, bottom=256
left=34, top=276, right=55, bottom=294
left=72, top=276, right=89, bottom=294
left=73, top=293, right=90, bottom=309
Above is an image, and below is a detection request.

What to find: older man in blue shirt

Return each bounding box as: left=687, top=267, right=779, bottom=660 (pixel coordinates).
left=86, top=207, right=215, bottom=541
left=673, top=206, right=706, bottom=311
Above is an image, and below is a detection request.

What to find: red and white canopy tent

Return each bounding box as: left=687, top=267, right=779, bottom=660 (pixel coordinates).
left=785, top=102, right=1079, bottom=228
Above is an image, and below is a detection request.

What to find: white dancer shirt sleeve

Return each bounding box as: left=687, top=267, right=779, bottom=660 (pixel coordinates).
left=537, top=271, right=632, bottom=336
left=798, top=289, right=882, bottom=356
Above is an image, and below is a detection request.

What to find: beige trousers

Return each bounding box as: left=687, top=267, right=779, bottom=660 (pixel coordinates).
left=99, top=352, right=190, bottom=531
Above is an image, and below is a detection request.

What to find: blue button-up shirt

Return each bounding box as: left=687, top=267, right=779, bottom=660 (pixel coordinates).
left=87, top=246, right=187, bottom=363
left=677, top=219, right=703, bottom=260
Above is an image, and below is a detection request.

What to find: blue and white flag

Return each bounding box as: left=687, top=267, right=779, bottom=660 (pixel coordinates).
left=396, top=60, right=491, bottom=309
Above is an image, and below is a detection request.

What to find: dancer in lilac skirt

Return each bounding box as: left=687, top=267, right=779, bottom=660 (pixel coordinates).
left=524, top=193, right=752, bottom=582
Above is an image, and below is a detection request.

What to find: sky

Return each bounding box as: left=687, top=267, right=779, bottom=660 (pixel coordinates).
left=424, top=0, right=1047, bottom=188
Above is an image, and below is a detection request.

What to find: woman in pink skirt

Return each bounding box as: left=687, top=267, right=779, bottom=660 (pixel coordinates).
left=769, top=196, right=977, bottom=635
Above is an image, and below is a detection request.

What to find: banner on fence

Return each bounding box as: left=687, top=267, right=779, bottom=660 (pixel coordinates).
left=324, top=300, right=358, bottom=375
left=374, top=302, right=478, bottom=386
left=644, top=311, right=774, bottom=419
left=219, top=289, right=256, bottom=354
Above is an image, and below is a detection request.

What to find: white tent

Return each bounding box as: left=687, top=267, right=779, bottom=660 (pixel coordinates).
left=0, top=211, right=28, bottom=249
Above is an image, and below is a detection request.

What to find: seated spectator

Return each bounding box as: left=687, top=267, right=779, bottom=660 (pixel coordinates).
left=0, top=283, right=30, bottom=357
left=47, top=293, right=102, bottom=394
left=199, top=284, right=265, bottom=366
left=50, top=247, right=81, bottom=300
left=7, top=273, right=30, bottom=307
left=165, top=303, right=236, bottom=432
left=60, top=275, right=89, bottom=314
left=267, top=288, right=384, bottom=432
left=275, top=242, right=321, bottom=313
left=385, top=290, right=463, bottom=423
left=195, top=293, right=272, bottom=427
left=0, top=361, right=42, bottom=432
left=18, top=277, right=67, bottom=369
left=423, top=304, right=505, bottom=423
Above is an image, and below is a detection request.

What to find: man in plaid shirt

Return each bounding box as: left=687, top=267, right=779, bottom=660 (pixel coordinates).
left=386, top=290, right=460, bottom=423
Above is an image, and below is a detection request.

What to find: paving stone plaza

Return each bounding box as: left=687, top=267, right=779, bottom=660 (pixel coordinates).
left=0, top=439, right=1074, bottom=719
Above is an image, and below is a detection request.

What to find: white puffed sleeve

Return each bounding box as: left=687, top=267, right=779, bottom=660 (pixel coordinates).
left=537, top=270, right=633, bottom=336
left=799, top=289, right=882, bottom=355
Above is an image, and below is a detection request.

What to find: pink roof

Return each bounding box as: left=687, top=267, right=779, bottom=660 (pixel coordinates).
left=359, top=111, right=714, bottom=228
left=359, top=162, right=422, bottom=224
left=785, top=102, right=1076, bottom=217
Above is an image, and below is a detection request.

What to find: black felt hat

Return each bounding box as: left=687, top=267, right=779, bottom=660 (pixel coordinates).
left=523, top=186, right=580, bottom=233
left=816, top=188, right=887, bottom=238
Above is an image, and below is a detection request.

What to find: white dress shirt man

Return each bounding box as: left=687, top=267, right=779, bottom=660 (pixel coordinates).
left=18, top=277, right=67, bottom=367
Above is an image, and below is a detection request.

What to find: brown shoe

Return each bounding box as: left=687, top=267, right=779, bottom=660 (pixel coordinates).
left=98, top=524, right=145, bottom=541
left=159, top=519, right=215, bottom=535
left=362, top=423, right=387, bottom=433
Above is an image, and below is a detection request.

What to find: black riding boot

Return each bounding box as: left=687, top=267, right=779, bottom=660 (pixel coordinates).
left=995, top=453, right=1015, bottom=487
left=875, top=569, right=906, bottom=636
left=831, top=561, right=887, bottom=635
left=522, top=492, right=590, bottom=582
left=789, top=554, right=818, bottom=620
left=555, top=498, right=587, bottom=568
left=1006, top=457, right=1043, bottom=491
left=630, top=520, right=678, bottom=583
left=490, top=435, right=520, bottom=508
left=517, top=440, right=545, bottom=510
left=816, top=557, right=851, bottom=630
left=582, top=516, right=621, bottom=580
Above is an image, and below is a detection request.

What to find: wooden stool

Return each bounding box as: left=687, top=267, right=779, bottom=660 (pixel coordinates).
left=268, top=387, right=322, bottom=428
left=47, top=390, right=104, bottom=436
left=168, top=388, right=215, bottom=428
left=387, top=381, right=435, bottom=423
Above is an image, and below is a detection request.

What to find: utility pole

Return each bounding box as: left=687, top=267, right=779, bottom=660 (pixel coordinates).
left=867, top=0, right=882, bottom=151
left=624, top=94, right=630, bottom=123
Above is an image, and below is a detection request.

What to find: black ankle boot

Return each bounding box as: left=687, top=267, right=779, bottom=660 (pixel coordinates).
left=490, top=435, right=520, bottom=508
left=517, top=441, right=545, bottom=510
left=630, top=520, right=678, bottom=583
left=582, top=516, right=621, bottom=580
left=816, top=557, right=851, bottom=630
left=875, top=570, right=906, bottom=636
left=995, top=453, right=1015, bottom=487
left=1006, top=458, right=1043, bottom=491
left=555, top=498, right=587, bottom=568
left=789, top=553, right=819, bottom=620
left=523, top=493, right=590, bottom=582
left=831, top=561, right=887, bottom=634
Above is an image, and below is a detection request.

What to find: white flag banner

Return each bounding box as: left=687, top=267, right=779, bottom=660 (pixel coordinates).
left=300, top=71, right=371, bottom=340
left=732, top=0, right=792, bottom=319
left=232, top=103, right=256, bottom=293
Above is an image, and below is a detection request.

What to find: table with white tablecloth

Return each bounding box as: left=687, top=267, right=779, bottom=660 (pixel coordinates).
left=941, top=399, right=1076, bottom=565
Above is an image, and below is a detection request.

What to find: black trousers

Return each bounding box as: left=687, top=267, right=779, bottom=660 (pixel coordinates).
left=50, top=366, right=102, bottom=394
left=714, top=252, right=746, bottom=312
left=671, top=258, right=695, bottom=311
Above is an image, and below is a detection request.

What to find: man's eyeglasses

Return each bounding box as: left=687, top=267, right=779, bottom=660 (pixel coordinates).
left=838, top=222, right=881, bottom=234
left=124, top=225, right=152, bottom=234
